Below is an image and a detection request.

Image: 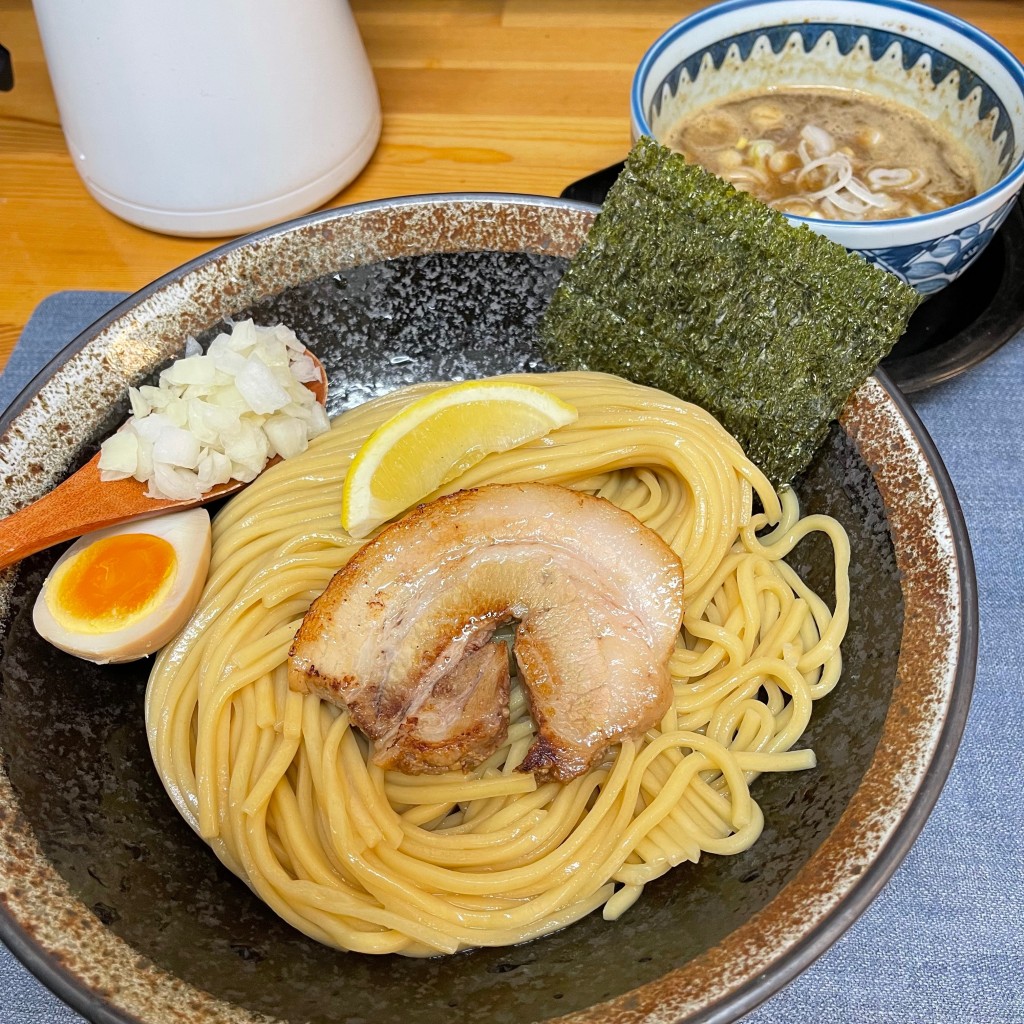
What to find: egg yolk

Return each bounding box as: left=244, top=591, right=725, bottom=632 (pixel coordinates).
left=46, top=533, right=177, bottom=633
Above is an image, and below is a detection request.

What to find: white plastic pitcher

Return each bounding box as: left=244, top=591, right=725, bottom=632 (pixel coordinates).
left=32, top=0, right=381, bottom=236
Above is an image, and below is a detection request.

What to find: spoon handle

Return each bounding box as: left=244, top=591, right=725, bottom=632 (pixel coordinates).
left=0, top=455, right=206, bottom=570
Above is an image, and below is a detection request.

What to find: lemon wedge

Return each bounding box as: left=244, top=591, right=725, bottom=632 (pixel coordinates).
left=341, top=380, right=578, bottom=537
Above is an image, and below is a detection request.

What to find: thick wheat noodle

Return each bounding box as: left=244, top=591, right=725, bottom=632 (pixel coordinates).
left=145, top=370, right=851, bottom=956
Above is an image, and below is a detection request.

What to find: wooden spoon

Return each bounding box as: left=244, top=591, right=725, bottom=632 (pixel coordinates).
left=0, top=353, right=328, bottom=571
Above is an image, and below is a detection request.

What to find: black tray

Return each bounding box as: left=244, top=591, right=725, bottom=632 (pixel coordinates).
left=561, top=162, right=1024, bottom=393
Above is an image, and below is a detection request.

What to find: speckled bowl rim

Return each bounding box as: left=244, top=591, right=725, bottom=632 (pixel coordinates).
left=0, top=194, right=977, bottom=1024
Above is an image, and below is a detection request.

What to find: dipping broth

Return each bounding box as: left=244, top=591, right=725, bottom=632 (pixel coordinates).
left=663, top=87, right=979, bottom=221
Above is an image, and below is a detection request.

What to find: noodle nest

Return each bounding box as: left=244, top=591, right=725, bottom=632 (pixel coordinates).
left=146, top=371, right=850, bottom=956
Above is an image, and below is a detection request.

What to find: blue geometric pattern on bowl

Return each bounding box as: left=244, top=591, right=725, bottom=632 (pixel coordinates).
left=651, top=23, right=1015, bottom=168
left=858, top=194, right=1019, bottom=293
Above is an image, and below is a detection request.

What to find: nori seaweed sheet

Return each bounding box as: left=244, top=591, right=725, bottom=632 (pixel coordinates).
left=539, top=137, right=921, bottom=484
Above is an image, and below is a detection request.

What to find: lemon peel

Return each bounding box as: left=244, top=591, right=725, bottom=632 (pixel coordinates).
left=341, top=380, right=578, bottom=538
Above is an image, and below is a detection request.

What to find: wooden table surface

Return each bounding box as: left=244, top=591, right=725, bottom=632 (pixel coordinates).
left=2, top=0, right=1022, bottom=373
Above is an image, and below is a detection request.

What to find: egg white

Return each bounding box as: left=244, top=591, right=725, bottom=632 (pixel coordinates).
left=32, top=508, right=212, bottom=664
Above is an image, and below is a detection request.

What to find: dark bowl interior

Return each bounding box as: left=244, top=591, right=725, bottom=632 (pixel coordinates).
left=0, top=198, right=968, bottom=1024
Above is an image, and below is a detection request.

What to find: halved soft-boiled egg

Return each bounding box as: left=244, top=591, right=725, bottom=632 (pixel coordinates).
left=32, top=508, right=211, bottom=664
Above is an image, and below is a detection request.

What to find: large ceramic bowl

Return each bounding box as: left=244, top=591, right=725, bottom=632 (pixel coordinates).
left=631, top=0, right=1024, bottom=294
left=0, top=195, right=975, bottom=1023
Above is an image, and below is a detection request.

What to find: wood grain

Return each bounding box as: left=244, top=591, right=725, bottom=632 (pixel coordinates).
left=1, top=0, right=1022, bottom=372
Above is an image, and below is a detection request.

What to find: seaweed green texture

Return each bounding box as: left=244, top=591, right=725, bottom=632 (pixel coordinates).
left=539, top=137, right=920, bottom=484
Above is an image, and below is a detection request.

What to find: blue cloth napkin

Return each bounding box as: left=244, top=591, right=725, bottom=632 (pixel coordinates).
left=1, top=293, right=1022, bottom=1024
left=0, top=292, right=129, bottom=415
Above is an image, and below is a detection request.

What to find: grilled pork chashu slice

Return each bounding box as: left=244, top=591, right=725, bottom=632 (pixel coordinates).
left=288, top=482, right=684, bottom=782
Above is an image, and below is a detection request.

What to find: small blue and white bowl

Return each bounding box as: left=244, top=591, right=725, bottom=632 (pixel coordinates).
left=631, top=0, right=1024, bottom=294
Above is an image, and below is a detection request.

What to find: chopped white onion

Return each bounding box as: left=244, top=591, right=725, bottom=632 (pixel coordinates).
left=798, top=153, right=854, bottom=197
left=151, top=463, right=202, bottom=501
left=867, top=166, right=929, bottom=192
left=800, top=124, right=835, bottom=159
left=131, top=412, right=176, bottom=443
left=867, top=167, right=912, bottom=188
left=197, top=450, right=233, bottom=492
left=787, top=124, right=924, bottom=221
left=821, top=191, right=871, bottom=215
left=227, top=319, right=258, bottom=350
left=843, top=176, right=893, bottom=209
left=204, top=339, right=249, bottom=374
left=309, top=403, right=330, bottom=436
left=96, top=429, right=139, bottom=478
left=128, top=387, right=150, bottom=419
left=160, top=354, right=217, bottom=388
left=134, top=441, right=154, bottom=484
left=234, top=358, right=291, bottom=414
left=746, top=139, right=776, bottom=167
left=152, top=426, right=202, bottom=469
left=99, top=320, right=328, bottom=501
left=289, top=353, right=322, bottom=384
left=186, top=399, right=239, bottom=445
left=137, top=384, right=173, bottom=410
left=222, top=420, right=270, bottom=475
left=264, top=414, right=309, bottom=460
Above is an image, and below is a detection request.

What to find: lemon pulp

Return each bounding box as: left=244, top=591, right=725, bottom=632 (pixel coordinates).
left=341, top=380, right=578, bottom=538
